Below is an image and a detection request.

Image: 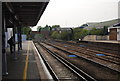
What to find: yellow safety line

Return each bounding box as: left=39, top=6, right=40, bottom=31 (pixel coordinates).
left=23, top=41, right=30, bottom=81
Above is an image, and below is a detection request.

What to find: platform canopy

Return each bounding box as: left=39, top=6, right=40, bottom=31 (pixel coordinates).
left=2, top=0, right=50, bottom=26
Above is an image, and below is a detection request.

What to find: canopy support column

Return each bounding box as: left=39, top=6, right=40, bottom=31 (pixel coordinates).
left=2, top=6, right=8, bottom=75
left=19, top=25, right=22, bottom=50
left=17, top=25, right=20, bottom=54
left=13, top=21, right=17, bottom=60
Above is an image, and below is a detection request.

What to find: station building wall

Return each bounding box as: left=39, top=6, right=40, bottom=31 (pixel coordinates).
left=108, top=27, right=120, bottom=41
left=117, top=27, right=120, bottom=40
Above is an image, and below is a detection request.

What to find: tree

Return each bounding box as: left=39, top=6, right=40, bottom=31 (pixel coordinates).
left=37, top=26, right=42, bottom=31
left=102, top=26, right=109, bottom=35
left=52, top=25, right=60, bottom=28
left=51, top=31, right=60, bottom=39
left=89, top=28, right=100, bottom=35
left=60, top=31, right=70, bottom=40
left=51, top=25, right=60, bottom=31
left=22, top=27, right=32, bottom=39
left=89, top=26, right=109, bottom=35
left=37, top=25, right=52, bottom=31
left=44, top=25, right=51, bottom=31
left=22, top=27, right=31, bottom=35
left=73, top=28, right=88, bottom=40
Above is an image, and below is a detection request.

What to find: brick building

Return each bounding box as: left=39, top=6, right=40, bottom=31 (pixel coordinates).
left=108, top=23, right=120, bottom=41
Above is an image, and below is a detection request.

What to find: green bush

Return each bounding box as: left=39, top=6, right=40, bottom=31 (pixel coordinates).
left=51, top=31, right=60, bottom=39
left=73, top=28, right=88, bottom=40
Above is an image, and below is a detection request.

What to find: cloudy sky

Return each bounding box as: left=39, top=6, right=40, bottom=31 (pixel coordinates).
left=32, top=0, right=119, bottom=31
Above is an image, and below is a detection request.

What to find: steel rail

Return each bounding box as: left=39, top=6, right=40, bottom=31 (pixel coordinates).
left=33, top=41, right=59, bottom=81
left=43, top=41, right=120, bottom=73
left=55, top=40, right=119, bottom=55
left=38, top=42, right=97, bottom=81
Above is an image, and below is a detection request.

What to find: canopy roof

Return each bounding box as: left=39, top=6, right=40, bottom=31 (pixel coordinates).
left=3, top=1, right=49, bottom=26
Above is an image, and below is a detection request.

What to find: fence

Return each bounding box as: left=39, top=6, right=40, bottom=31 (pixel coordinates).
left=83, top=35, right=109, bottom=41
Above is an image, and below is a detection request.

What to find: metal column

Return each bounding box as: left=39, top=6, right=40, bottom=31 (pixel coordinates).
left=13, top=21, right=17, bottom=60
left=0, top=1, right=2, bottom=79
left=17, top=25, right=20, bottom=54
left=19, top=25, right=22, bottom=50
left=2, top=5, right=8, bottom=75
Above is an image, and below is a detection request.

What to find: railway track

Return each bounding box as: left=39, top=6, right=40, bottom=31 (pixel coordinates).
left=34, top=41, right=97, bottom=81
left=51, top=41, right=120, bottom=65
left=55, top=40, right=119, bottom=55
left=43, top=40, right=120, bottom=73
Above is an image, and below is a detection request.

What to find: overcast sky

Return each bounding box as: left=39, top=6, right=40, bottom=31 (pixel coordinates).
left=32, top=0, right=119, bottom=31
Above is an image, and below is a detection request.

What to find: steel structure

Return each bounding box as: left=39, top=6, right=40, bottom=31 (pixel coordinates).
left=1, top=0, right=49, bottom=76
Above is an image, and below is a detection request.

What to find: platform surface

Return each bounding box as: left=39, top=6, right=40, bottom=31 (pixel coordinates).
left=89, top=40, right=120, bottom=44
left=2, top=41, right=41, bottom=81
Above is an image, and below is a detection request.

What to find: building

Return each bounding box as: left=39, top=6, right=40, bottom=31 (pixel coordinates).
left=80, top=19, right=120, bottom=30
left=108, top=23, right=120, bottom=41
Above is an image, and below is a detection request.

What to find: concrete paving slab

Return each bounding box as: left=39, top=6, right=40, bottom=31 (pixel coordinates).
left=2, top=41, right=41, bottom=81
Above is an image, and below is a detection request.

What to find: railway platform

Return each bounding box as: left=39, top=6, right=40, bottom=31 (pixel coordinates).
left=87, top=40, right=120, bottom=44
left=2, top=41, right=50, bottom=81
